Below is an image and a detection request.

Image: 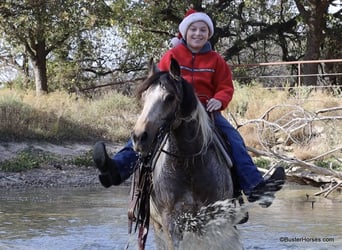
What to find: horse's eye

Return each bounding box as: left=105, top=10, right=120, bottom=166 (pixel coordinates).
left=164, top=94, right=175, bottom=103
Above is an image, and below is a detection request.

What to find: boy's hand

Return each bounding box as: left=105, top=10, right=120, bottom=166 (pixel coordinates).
left=206, top=98, right=222, bottom=112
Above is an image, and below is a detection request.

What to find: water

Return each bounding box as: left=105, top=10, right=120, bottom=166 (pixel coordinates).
left=0, top=184, right=341, bottom=250
left=0, top=186, right=133, bottom=250
left=240, top=185, right=342, bottom=250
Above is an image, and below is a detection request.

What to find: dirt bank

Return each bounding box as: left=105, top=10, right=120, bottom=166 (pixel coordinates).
left=0, top=141, right=124, bottom=189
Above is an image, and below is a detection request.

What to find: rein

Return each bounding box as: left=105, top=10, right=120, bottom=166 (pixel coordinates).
left=160, top=146, right=204, bottom=159
left=126, top=126, right=170, bottom=250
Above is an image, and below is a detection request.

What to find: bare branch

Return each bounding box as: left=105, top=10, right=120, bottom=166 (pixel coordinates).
left=234, top=104, right=342, bottom=197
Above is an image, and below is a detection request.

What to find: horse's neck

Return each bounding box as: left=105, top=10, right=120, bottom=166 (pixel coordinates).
left=171, top=119, right=206, bottom=156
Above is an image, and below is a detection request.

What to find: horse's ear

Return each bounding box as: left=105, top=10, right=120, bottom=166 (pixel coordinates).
left=147, top=58, right=158, bottom=78
left=169, top=58, right=181, bottom=82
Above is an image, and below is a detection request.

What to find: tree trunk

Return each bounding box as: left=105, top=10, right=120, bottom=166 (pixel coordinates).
left=302, top=12, right=323, bottom=86
left=22, top=53, right=30, bottom=89
left=296, top=0, right=330, bottom=86
left=31, top=40, right=48, bottom=95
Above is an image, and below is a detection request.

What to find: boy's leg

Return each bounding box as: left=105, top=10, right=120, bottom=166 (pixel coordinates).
left=213, top=112, right=285, bottom=206
left=93, top=139, right=138, bottom=187
left=213, top=112, right=263, bottom=195
left=112, top=139, right=139, bottom=180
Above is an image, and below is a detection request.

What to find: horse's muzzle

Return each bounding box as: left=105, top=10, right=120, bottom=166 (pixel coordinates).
left=131, top=130, right=151, bottom=156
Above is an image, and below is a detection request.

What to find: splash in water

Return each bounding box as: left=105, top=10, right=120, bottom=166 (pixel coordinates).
left=176, top=199, right=246, bottom=250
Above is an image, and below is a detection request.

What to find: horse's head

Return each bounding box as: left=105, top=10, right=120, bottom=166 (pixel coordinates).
left=131, top=58, right=197, bottom=156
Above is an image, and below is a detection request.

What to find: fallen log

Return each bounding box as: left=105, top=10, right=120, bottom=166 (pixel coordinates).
left=247, top=146, right=342, bottom=197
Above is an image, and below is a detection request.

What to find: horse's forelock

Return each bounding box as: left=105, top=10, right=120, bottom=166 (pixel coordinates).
left=146, top=72, right=200, bottom=119
left=135, top=71, right=167, bottom=99
left=135, top=71, right=184, bottom=102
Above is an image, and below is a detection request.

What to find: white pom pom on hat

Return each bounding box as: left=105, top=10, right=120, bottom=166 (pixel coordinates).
left=170, top=36, right=182, bottom=47
left=179, top=11, right=214, bottom=39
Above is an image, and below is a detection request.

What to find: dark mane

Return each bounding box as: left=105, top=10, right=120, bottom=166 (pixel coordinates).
left=135, top=71, right=168, bottom=99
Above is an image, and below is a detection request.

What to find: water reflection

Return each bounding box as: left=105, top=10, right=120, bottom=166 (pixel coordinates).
left=240, top=184, right=342, bottom=250
left=0, top=186, right=133, bottom=250
left=0, top=184, right=341, bottom=249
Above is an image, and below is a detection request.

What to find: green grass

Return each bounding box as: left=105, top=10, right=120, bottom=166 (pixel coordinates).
left=67, top=150, right=94, bottom=167
left=0, top=146, right=94, bottom=172
left=254, top=157, right=272, bottom=169
left=0, top=148, right=49, bottom=172
left=315, top=159, right=342, bottom=171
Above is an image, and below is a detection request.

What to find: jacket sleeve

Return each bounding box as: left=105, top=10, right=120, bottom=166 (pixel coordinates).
left=213, top=55, right=234, bottom=110
left=158, top=51, right=172, bottom=71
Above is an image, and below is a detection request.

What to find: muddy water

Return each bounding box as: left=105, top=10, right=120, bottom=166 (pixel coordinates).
left=0, top=184, right=341, bottom=250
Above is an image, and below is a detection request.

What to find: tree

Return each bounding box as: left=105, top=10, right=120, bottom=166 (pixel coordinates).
left=0, top=0, right=112, bottom=95
left=110, top=0, right=341, bottom=87
left=2, top=1, right=340, bottom=92
left=323, top=5, right=342, bottom=86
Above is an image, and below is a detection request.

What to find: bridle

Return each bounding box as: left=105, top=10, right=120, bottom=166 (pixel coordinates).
left=126, top=121, right=172, bottom=250
left=126, top=90, right=203, bottom=249
left=126, top=109, right=233, bottom=249
left=126, top=81, right=215, bottom=249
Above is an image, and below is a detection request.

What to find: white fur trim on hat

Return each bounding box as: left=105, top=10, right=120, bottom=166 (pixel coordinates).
left=179, top=12, right=214, bottom=39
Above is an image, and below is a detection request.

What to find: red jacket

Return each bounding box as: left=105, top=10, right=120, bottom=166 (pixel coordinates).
left=158, top=41, right=234, bottom=110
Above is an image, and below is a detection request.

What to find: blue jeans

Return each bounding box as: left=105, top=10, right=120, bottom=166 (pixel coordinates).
left=111, top=140, right=138, bottom=181
left=213, top=112, right=263, bottom=194
left=112, top=112, right=263, bottom=194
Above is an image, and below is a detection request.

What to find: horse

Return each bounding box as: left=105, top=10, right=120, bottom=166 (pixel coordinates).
left=131, top=58, right=241, bottom=250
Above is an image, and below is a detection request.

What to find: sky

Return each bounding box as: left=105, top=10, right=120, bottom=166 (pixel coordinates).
left=329, top=0, right=342, bottom=13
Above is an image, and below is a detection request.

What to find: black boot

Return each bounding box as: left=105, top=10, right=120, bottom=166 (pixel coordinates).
left=93, top=141, right=122, bottom=187
left=248, top=166, right=286, bottom=208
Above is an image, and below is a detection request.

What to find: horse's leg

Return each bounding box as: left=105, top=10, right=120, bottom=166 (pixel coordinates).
left=151, top=220, right=167, bottom=250
left=150, top=200, right=170, bottom=249
left=161, top=211, right=176, bottom=250
left=151, top=198, right=178, bottom=249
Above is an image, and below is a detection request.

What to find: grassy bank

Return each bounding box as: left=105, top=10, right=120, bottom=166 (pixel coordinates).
left=0, top=85, right=341, bottom=172
left=0, top=89, right=140, bottom=142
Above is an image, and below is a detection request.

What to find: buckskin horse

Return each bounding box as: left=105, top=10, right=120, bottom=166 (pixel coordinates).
left=129, top=58, right=242, bottom=250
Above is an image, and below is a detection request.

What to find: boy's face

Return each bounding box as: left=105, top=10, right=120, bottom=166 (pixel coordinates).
left=185, top=21, right=210, bottom=53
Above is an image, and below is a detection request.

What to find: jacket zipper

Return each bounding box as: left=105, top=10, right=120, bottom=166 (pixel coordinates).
left=191, top=53, right=196, bottom=84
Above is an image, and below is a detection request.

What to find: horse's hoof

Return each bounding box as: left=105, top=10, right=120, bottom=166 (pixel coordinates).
left=237, top=212, right=249, bottom=224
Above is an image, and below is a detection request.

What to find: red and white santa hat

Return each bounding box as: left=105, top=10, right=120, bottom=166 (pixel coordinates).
left=170, top=9, right=214, bottom=47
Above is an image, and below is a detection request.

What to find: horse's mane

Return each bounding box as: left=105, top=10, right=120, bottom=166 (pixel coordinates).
left=185, top=96, right=214, bottom=153
left=136, top=71, right=214, bottom=150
